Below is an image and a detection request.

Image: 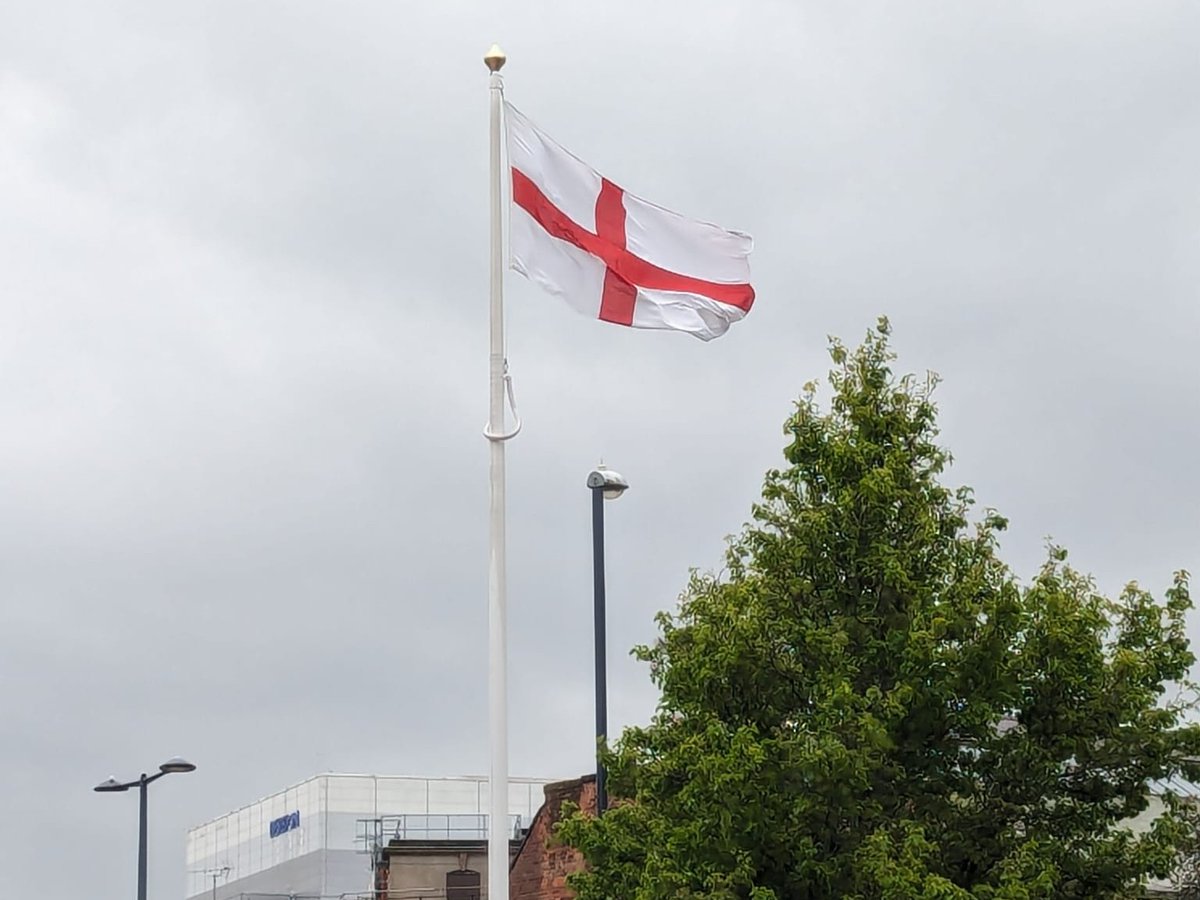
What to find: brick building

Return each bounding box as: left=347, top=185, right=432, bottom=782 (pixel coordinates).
left=371, top=776, right=597, bottom=899
left=373, top=837, right=521, bottom=899
left=509, top=776, right=595, bottom=900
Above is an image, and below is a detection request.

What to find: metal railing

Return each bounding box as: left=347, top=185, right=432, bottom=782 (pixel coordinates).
left=358, top=813, right=522, bottom=846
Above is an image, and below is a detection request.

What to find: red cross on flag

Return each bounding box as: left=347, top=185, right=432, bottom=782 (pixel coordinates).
left=505, top=103, right=755, bottom=341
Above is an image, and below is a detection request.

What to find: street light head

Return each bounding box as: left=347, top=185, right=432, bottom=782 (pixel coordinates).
left=587, top=466, right=629, bottom=500
left=160, top=756, right=197, bottom=774
left=94, top=777, right=130, bottom=793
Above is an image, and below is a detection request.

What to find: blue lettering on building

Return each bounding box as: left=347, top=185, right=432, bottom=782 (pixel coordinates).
left=269, top=811, right=300, bottom=838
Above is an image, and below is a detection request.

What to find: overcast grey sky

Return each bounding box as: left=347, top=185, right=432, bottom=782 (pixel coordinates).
left=2, top=1, right=1198, bottom=896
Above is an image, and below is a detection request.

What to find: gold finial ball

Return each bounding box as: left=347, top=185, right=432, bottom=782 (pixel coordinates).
left=484, top=43, right=507, bottom=72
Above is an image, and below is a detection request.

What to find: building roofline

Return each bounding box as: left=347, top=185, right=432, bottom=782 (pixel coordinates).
left=510, top=774, right=597, bottom=871
left=186, top=772, right=568, bottom=834
left=384, top=838, right=523, bottom=855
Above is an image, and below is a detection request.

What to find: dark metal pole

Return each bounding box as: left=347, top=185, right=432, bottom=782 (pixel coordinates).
left=138, top=774, right=149, bottom=900
left=591, top=487, right=608, bottom=815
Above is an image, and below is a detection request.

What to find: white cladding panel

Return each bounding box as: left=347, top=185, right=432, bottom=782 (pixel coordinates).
left=187, top=775, right=325, bottom=896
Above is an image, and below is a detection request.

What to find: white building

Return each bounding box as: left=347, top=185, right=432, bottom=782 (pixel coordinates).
left=185, top=773, right=556, bottom=900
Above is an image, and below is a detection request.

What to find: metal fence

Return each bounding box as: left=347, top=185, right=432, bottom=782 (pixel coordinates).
left=361, top=813, right=521, bottom=842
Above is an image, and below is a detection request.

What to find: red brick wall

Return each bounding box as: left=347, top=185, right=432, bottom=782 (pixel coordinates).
left=374, top=856, right=389, bottom=899
left=509, top=776, right=596, bottom=900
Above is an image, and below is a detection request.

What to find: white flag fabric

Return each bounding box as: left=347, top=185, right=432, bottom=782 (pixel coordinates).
left=505, top=103, right=755, bottom=341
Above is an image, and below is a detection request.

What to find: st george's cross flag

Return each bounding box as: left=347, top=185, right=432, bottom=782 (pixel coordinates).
left=505, top=103, right=755, bottom=341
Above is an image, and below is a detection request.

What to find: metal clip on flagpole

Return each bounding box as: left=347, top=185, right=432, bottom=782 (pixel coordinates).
left=483, top=363, right=522, bottom=441
left=484, top=41, right=512, bottom=900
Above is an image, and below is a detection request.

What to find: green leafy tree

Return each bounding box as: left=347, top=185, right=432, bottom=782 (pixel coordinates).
left=558, top=320, right=1200, bottom=899
left=1169, top=803, right=1200, bottom=899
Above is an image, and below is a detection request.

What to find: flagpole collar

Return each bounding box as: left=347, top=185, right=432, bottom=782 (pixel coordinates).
left=484, top=44, right=507, bottom=72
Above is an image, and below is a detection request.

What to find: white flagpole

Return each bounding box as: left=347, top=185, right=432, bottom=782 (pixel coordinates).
left=483, top=42, right=511, bottom=900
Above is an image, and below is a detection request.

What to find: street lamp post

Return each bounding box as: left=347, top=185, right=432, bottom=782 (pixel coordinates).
left=587, top=464, right=628, bottom=815
left=95, top=756, right=197, bottom=900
